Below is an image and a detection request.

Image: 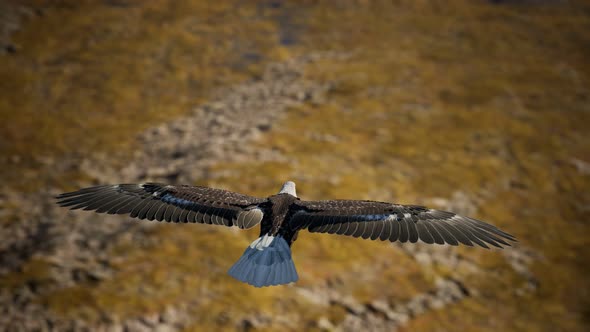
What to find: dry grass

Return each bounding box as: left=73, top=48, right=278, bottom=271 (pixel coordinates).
left=1, top=0, right=589, bottom=330
left=210, top=1, right=590, bottom=330
left=0, top=0, right=289, bottom=191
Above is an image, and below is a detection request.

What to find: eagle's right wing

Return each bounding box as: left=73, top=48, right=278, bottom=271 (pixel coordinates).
left=289, top=199, right=516, bottom=248
left=56, top=183, right=266, bottom=229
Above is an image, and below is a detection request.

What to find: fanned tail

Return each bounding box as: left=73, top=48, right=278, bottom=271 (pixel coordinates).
left=228, top=235, right=298, bottom=287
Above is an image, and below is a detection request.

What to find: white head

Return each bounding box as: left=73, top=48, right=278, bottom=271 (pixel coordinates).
left=278, top=181, right=297, bottom=197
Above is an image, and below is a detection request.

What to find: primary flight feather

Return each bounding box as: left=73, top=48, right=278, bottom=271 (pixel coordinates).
left=56, top=181, right=516, bottom=287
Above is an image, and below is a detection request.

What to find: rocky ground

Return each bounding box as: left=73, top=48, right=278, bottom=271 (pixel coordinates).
left=0, top=51, right=539, bottom=332
left=1, top=1, right=588, bottom=331
left=0, top=52, right=333, bottom=331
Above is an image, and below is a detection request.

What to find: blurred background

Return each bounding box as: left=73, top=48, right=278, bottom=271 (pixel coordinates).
left=1, top=0, right=589, bottom=331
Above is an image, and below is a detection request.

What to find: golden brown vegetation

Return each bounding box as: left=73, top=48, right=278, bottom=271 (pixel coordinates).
left=1, top=0, right=589, bottom=331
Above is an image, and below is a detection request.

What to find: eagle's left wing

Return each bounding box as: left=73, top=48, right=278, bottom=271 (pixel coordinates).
left=289, top=199, right=516, bottom=248
left=56, top=183, right=266, bottom=229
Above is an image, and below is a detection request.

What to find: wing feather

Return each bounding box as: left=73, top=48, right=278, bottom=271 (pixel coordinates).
left=397, top=217, right=409, bottom=243
left=171, top=206, right=183, bottom=223
left=457, top=225, right=490, bottom=248
left=431, top=222, right=459, bottom=245
left=137, top=200, right=158, bottom=220
left=369, top=219, right=384, bottom=240
left=354, top=221, right=367, bottom=239
left=389, top=219, right=400, bottom=242
left=346, top=221, right=359, bottom=237
left=178, top=208, right=189, bottom=223
left=201, top=205, right=213, bottom=224
left=130, top=199, right=150, bottom=218
left=83, top=193, right=118, bottom=211
left=186, top=210, right=197, bottom=223
left=153, top=203, right=168, bottom=221
left=416, top=222, right=434, bottom=244
left=145, top=201, right=162, bottom=221
left=423, top=222, right=445, bottom=245
left=339, top=218, right=351, bottom=235
left=379, top=220, right=392, bottom=241
left=194, top=209, right=205, bottom=224
left=439, top=220, right=473, bottom=246
left=407, top=216, right=419, bottom=243
left=164, top=204, right=176, bottom=222
left=103, top=196, right=135, bottom=214
left=113, top=196, right=142, bottom=215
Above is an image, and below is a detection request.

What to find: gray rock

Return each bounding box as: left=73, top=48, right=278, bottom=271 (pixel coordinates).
left=368, top=299, right=398, bottom=321
left=317, top=317, right=335, bottom=331
left=333, top=295, right=366, bottom=315
left=153, top=323, right=176, bottom=332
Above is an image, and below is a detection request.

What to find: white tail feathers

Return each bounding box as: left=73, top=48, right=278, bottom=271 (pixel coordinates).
left=228, top=235, right=298, bottom=287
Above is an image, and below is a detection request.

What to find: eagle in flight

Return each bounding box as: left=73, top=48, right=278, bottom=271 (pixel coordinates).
left=56, top=181, right=516, bottom=287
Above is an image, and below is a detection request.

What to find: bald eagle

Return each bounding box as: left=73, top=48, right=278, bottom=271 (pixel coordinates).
left=56, top=181, right=516, bottom=287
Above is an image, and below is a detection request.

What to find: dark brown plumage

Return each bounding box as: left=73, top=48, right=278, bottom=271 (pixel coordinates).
left=56, top=183, right=265, bottom=229
left=289, top=200, right=515, bottom=248
left=56, top=181, right=516, bottom=287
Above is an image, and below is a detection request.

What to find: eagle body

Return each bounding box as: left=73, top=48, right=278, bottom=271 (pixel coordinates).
left=56, top=181, right=516, bottom=287
left=259, top=193, right=300, bottom=243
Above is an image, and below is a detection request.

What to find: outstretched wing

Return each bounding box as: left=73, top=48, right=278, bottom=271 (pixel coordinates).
left=56, top=183, right=266, bottom=229
left=289, top=200, right=516, bottom=248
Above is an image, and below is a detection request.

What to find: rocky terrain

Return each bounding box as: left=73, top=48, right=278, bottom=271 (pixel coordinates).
left=0, top=51, right=332, bottom=330
left=0, top=51, right=508, bottom=331
left=1, top=1, right=588, bottom=331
